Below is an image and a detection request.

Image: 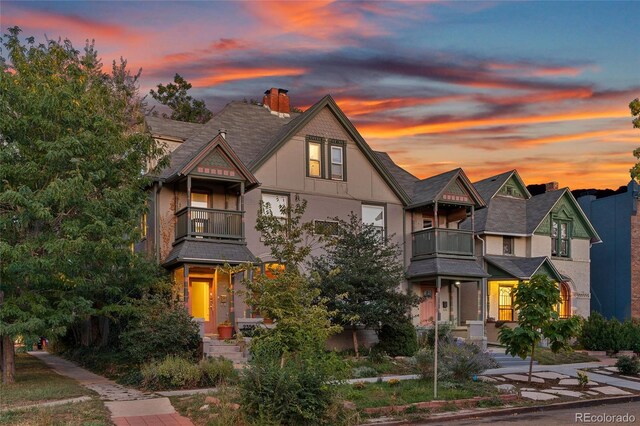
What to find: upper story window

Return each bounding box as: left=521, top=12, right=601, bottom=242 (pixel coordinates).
left=330, top=146, right=344, bottom=180
left=191, top=191, right=209, bottom=208
left=503, top=236, right=514, bottom=255
left=362, top=204, right=385, bottom=240
left=307, top=141, right=322, bottom=178
left=551, top=220, right=570, bottom=257
left=261, top=193, right=288, bottom=218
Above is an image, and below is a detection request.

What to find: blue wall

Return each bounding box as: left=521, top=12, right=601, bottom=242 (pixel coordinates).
left=578, top=181, right=637, bottom=320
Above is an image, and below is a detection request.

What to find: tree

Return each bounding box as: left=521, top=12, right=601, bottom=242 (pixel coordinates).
left=498, top=274, right=581, bottom=383
left=311, top=213, right=420, bottom=357
left=630, top=98, right=640, bottom=181
left=0, top=28, right=165, bottom=383
left=150, top=74, right=213, bottom=124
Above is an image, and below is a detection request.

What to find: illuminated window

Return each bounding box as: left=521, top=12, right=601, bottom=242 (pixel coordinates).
left=498, top=285, right=514, bottom=321
left=307, top=140, right=322, bottom=177
left=141, top=212, right=147, bottom=239
left=557, top=282, right=571, bottom=319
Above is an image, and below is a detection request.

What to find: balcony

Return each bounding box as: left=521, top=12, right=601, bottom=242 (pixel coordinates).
left=412, top=228, right=474, bottom=257
left=176, top=207, right=243, bottom=241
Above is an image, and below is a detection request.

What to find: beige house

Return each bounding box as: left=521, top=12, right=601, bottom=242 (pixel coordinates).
left=141, top=88, right=522, bottom=345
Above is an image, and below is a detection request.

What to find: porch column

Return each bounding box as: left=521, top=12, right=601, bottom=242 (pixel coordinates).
left=187, top=176, right=192, bottom=236
left=434, top=202, right=439, bottom=253
left=229, top=271, right=235, bottom=329
left=183, top=264, right=189, bottom=308
left=240, top=181, right=245, bottom=241
left=471, top=206, right=475, bottom=256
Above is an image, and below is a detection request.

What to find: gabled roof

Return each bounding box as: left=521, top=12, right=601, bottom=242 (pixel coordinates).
left=374, top=152, right=419, bottom=197
left=248, top=95, right=413, bottom=205
left=163, top=240, right=256, bottom=267
left=146, top=115, right=204, bottom=141
left=407, top=257, right=489, bottom=280
left=485, top=255, right=564, bottom=281
left=526, top=189, right=565, bottom=234
left=165, top=134, right=259, bottom=189
left=407, top=168, right=486, bottom=209
left=473, top=170, right=531, bottom=202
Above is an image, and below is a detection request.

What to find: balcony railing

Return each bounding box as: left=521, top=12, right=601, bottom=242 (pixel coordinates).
left=176, top=207, right=243, bottom=240
left=412, top=228, right=474, bottom=257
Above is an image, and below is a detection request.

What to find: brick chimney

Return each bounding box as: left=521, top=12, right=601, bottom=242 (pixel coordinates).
left=545, top=182, right=559, bottom=192
left=262, top=88, right=290, bottom=117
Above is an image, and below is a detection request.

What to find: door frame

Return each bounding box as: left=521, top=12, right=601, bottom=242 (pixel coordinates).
left=189, top=277, right=216, bottom=335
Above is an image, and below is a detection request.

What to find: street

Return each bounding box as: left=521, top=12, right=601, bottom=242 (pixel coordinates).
left=423, top=401, right=640, bottom=425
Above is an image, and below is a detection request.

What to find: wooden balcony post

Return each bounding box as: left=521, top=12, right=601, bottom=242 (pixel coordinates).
left=434, top=202, right=439, bottom=253
left=471, top=205, right=475, bottom=256
left=240, top=181, right=245, bottom=240
left=187, top=176, right=192, bottom=236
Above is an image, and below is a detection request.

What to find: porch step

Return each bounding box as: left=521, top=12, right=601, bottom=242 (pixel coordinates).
left=207, top=344, right=241, bottom=354
left=206, top=351, right=246, bottom=362
left=203, top=339, right=247, bottom=365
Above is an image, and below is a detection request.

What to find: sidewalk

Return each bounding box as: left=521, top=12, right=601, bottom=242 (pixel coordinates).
left=29, top=351, right=194, bottom=426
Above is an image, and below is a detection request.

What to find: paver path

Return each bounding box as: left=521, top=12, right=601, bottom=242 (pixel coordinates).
left=29, top=351, right=194, bottom=426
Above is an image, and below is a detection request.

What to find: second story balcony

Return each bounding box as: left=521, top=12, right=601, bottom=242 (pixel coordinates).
left=176, top=207, right=243, bottom=241
left=412, top=228, right=474, bottom=257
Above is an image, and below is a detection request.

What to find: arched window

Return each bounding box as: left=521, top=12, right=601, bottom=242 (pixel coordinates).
left=558, top=282, right=571, bottom=319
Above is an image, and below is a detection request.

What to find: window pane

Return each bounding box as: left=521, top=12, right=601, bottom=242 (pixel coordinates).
left=551, top=221, right=558, bottom=237
left=560, top=223, right=567, bottom=238
left=362, top=205, right=384, bottom=227
left=331, top=163, right=343, bottom=180
left=261, top=194, right=288, bottom=218
left=331, top=146, right=342, bottom=164
left=309, top=160, right=321, bottom=177
left=309, top=143, right=321, bottom=161
left=191, top=192, right=208, bottom=208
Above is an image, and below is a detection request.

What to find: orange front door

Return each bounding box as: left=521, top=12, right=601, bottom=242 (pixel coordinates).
left=420, top=286, right=437, bottom=325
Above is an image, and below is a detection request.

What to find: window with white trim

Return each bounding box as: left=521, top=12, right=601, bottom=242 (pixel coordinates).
left=330, top=146, right=343, bottom=180
left=261, top=193, right=288, bottom=219
left=362, top=204, right=385, bottom=240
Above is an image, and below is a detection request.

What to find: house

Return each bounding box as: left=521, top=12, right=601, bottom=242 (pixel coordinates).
left=461, top=170, right=601, bottom=342
left=577, top=180, right=640, bottom=320
left=141, top=88, right=539, bottom=347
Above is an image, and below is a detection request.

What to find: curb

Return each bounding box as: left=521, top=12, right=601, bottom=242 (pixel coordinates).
left=362, top=394, right=640, bottom=425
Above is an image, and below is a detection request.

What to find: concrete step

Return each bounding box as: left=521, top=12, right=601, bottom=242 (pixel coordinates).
left=206, top=351, right=246, bottom=362
left=206, top=345, right=241, bottom=354
left=205, top=339, right=239, bottom=346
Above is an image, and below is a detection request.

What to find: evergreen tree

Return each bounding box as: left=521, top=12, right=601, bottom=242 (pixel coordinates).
left=312, top=213, right=419, bottom=356
left=630, top=97, right=640, bottom=181
left=150, top=74, right=213, bottom=124
left=0, top=27, right=165, bottom=383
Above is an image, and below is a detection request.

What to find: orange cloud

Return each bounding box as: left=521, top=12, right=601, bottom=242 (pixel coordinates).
left=190, top=67, right=307, bottom=87
left=515, top=129, right=635, bottom=147
left=360, top=108, right=629, bottom=139
left=335, top=95, right=466, bottom=116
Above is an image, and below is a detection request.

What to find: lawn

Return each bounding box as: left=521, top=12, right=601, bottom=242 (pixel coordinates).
left=347, top=356, right=416, bottom=378
left=532, top=348, right=599, bottom=365
left=336, top=379, right=498, bottom=409
left=0, top=353, right=92, bottom=408
left=0, top=400, right=110, bottom=426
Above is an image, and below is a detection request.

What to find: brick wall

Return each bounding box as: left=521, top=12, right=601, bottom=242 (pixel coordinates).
left=631, top=205, right=640, bottom=319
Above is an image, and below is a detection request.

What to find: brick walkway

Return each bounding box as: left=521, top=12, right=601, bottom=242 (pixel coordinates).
left=29, top=351, right=194, bottom=426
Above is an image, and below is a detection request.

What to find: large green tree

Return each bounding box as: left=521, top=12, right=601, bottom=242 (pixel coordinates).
left=498, top=274, right=581, bottom=383
left=630, top=98, right=640, bottom=181
left=0, top=28, right=164, bottom=383
left=311, top=213, right=419, bottom=357
left=150, top=73, right=213, bottom=124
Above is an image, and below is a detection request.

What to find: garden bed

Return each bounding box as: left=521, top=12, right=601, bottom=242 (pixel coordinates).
left=532, top=348, right=599, bottom=365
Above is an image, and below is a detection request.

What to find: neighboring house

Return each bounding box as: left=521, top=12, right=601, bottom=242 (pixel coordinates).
left=141, top=88, right=544, bottom=346
left=577, top=180, right=640, bottom=320
left=461, top=170, right=601, bottom=342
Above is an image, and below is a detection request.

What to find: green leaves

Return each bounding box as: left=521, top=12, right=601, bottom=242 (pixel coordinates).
left=630, top=98, right=640, bottom=181
left=150, top=73, right=213, bottom=124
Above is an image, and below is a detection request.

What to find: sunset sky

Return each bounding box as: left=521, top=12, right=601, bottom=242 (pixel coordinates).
left=2, top=1, right=639, bottom=189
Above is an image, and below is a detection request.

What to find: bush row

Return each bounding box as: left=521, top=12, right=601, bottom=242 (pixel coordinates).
left=579, top=313, right=640, bottom=353
left=141, top=355, right=237, bottom=390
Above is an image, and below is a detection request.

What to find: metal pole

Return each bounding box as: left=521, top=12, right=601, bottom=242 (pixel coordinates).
left=434, top=276, right=441, bottom=398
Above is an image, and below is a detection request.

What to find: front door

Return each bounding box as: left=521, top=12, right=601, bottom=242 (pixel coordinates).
left=190, top=279, right=216, bottom=334
left=419, top=285, right=437, bottom=325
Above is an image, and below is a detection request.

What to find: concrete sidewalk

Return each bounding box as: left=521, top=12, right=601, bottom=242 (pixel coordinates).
left=29, top=351, right=194, bottom=426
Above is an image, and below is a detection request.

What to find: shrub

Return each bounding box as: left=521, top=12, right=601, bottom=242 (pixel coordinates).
left=615, top=355, right=640, bottom=376
left=414, top=342, right=498, bottom=381
left=351, top=366, right=378, bottom=379
left=439, top=342, right=499, bottom=381
left=376, top=319, right=418, bottom=357
left=621, top=320, right=640, bottom=354
left=417, top=323, right=453, bottom=348
left=120, top=301, right=200, bottom=364
left=200, top=356, right=237, bottom=386
left=240, top=340, right=342, bottom=425
left=579, top=313, right=627, bottom=352
left=141, top=355, right=202, bottom=390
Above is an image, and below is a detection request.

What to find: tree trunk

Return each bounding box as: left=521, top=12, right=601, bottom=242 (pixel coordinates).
left=2, top=335, right=15, bottom=384
left=528, top=344, right=535, bottom=384
left=352, top=327, right=359, bottom=358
